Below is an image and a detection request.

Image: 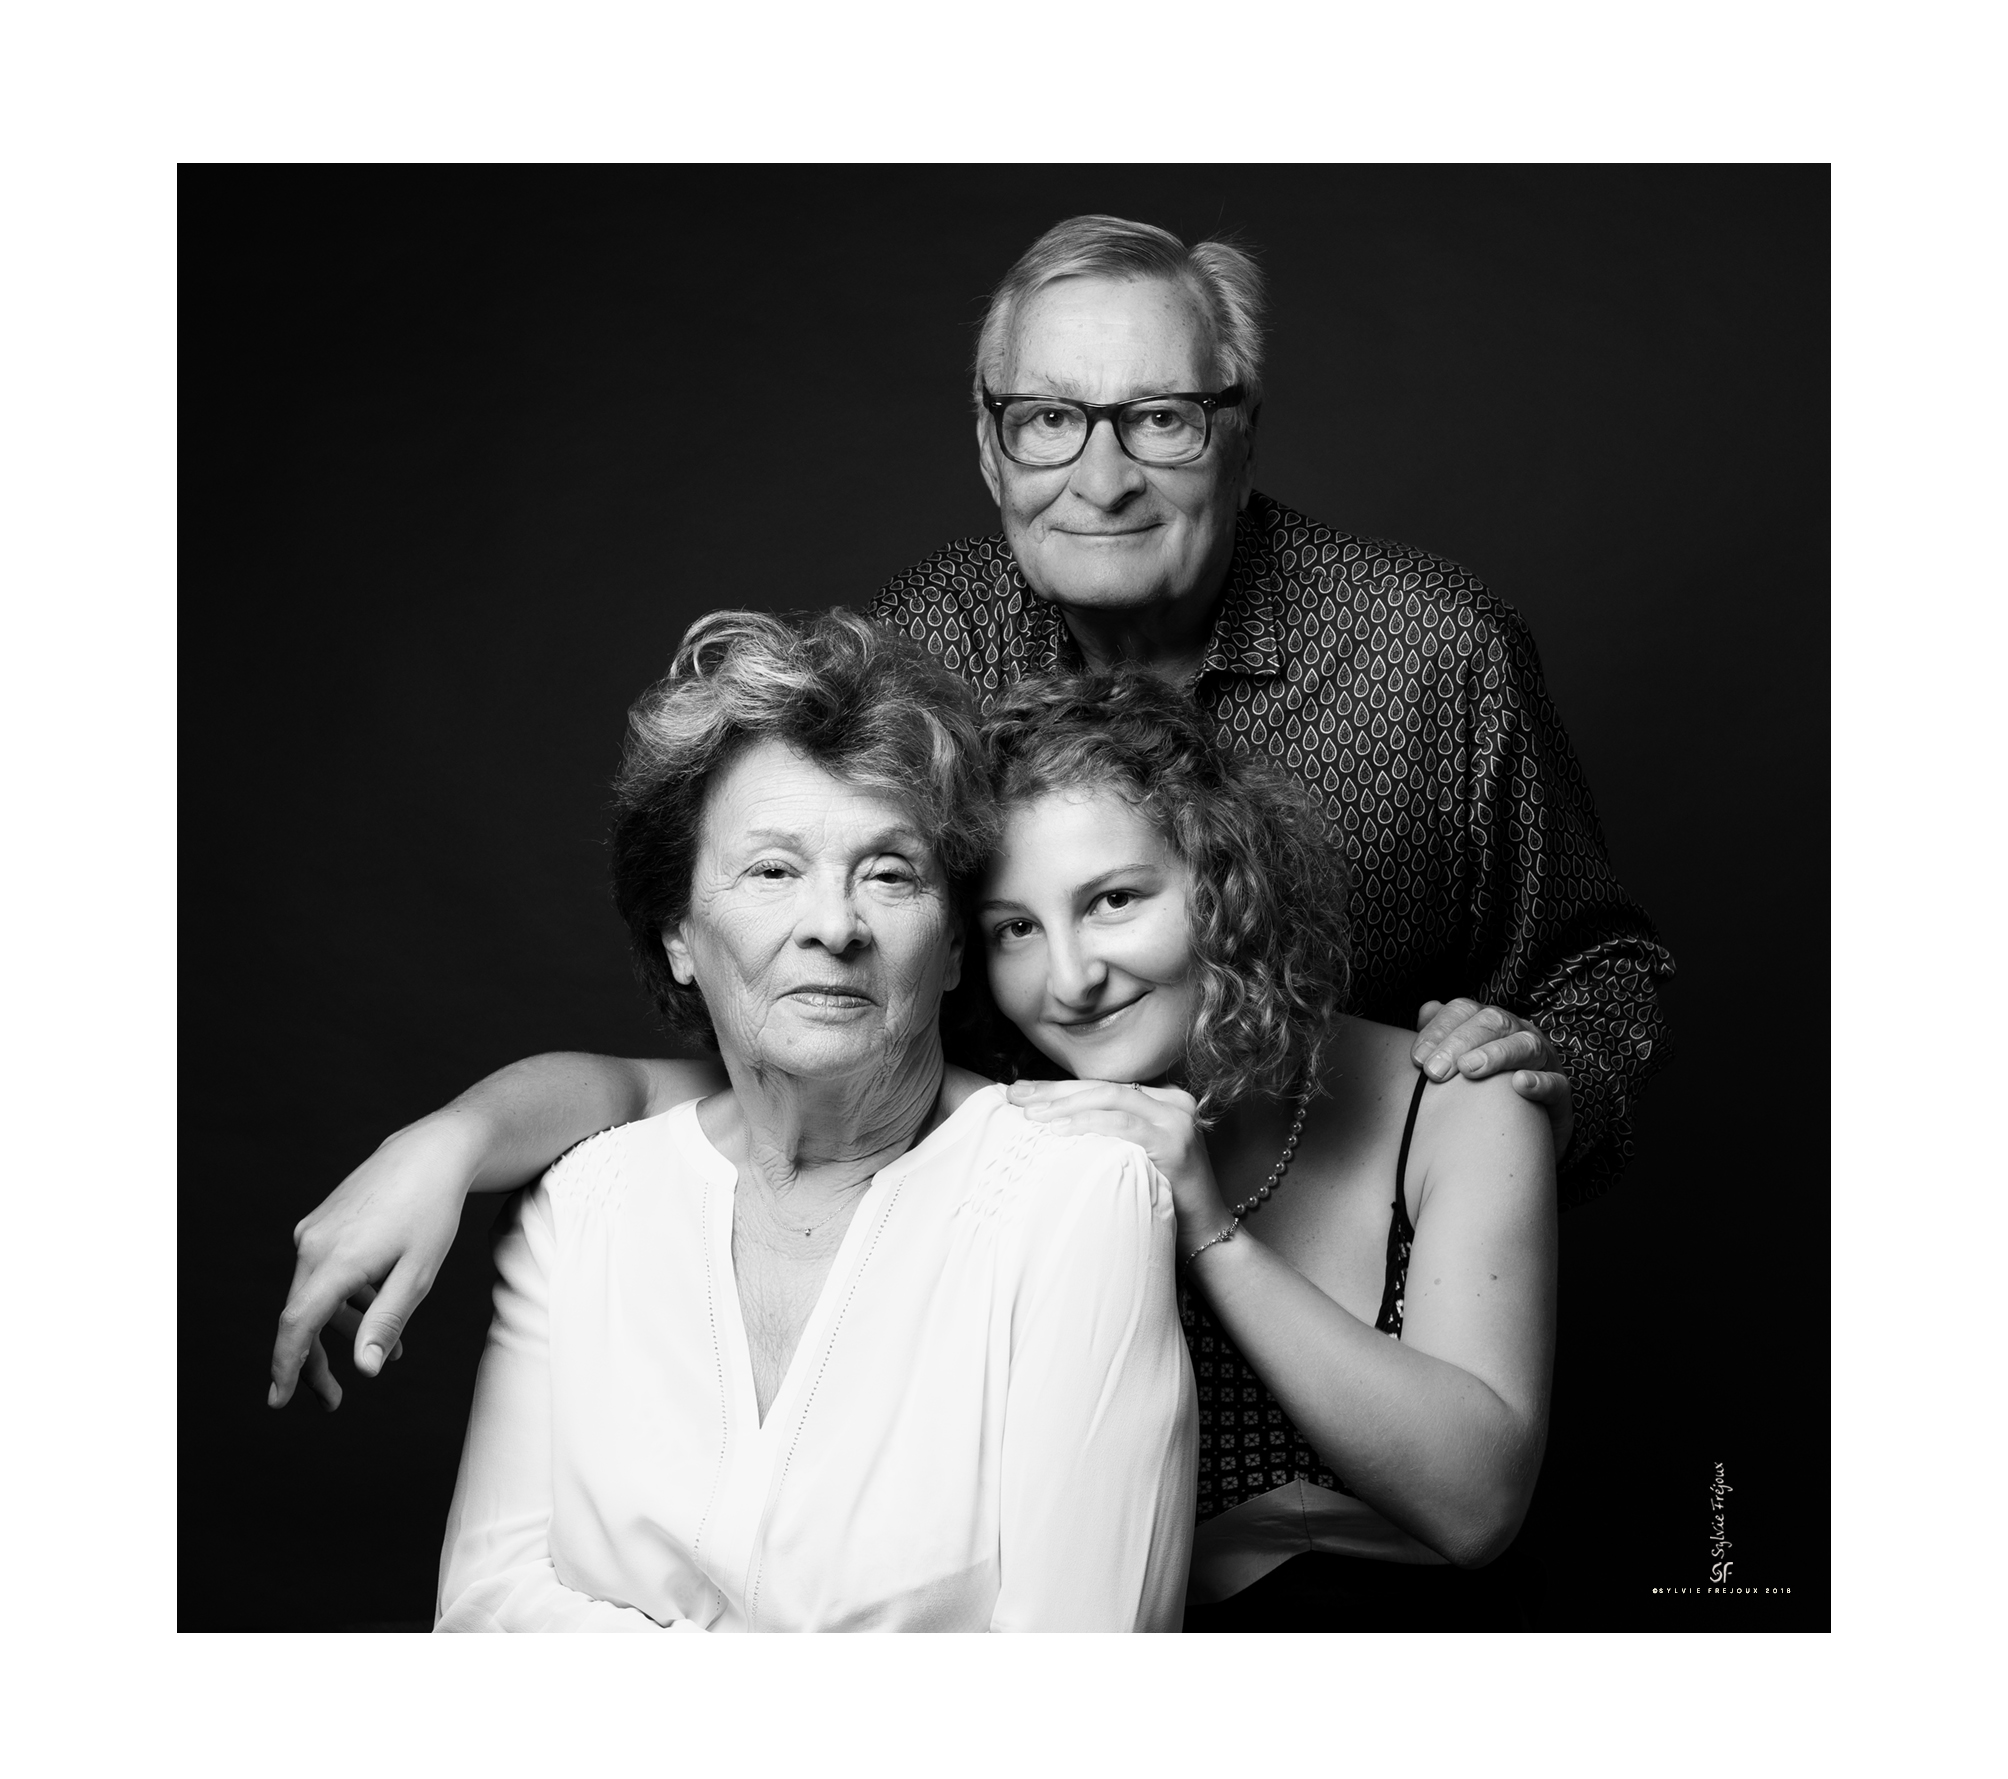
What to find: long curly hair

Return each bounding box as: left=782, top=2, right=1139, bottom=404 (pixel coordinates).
left=956, top=667, right=1351, bottom=1119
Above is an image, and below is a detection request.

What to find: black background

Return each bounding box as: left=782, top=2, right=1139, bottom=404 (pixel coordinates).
left=181, top=165, right=1828, bottom=1631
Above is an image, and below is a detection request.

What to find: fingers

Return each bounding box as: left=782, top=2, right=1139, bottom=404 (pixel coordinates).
left=1413, top=1000, right=1529, bottom=1081
left=1132, top=1084, right=1200, bottom=1115
left=301, top=1331, right=343, bottom=1413
left=269, top=1257, right=362, bottom=1408
left=353, top=1254, right=432, bottom=1378
left=1412, top=997, right=1484, bottom=1070
left=1008, top=1079, right=1130, bottom=1107
left=1450, top=1027, right=1553, bottom=1081
left=1509, top=1069, right=1576, bottom=1159
left=330, top=1293, right=405, bottom=1366
left=1508, top=1069, right=1571, bottom=1105
left=1008, top=1079, right=1198, bottom=1115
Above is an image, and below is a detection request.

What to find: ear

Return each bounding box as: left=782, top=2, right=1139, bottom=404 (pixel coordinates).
left=977, top=413, right=1003, bottom=510
left=662, top=923, right=697, bottom=987
left=1234, top=407, right=1259, bottom=511
left=941, top=912, right=965, bottom=995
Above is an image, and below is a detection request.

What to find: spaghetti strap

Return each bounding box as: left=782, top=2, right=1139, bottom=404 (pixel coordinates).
left=1393, top=1068, right=1428, bottom=1210
left=1373, top=1071, right=1428, bottom=1338
left=1182, top=1064, right=1430, bottom=1517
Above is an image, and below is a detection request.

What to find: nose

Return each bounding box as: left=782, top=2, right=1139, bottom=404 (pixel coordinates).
left=1065, top=415, right=1147, bottom=509
left=794, top=872, right=869, bottom=955
left=1045, top=930, right=1108, bottom=1008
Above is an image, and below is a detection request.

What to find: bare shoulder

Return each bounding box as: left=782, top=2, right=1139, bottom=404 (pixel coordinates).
left=1311, top=1014, right=1432, bottom=1134
left=1418, top=1070, right=1550, bottom=1149
left=1318, top=1015, right=1551, bottom=1212
left=1410, top=1071, right=1554, bottom=1221
left=1321, top=1013, right=1428, bottom=1087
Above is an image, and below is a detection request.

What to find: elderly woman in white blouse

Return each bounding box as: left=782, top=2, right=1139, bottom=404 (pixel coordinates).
left=434, top=608, right=1194, bottom=1632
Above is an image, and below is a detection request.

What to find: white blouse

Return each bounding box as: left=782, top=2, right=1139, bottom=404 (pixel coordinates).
left=435, top=1086, right=1197, bottom=1632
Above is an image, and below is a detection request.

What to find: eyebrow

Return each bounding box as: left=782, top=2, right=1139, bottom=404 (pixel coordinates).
left=739, top=826, right=930, bottom=855
left=1005, top=378, right=1186, bottom=403
left=975, top=862, right=1161, bottom=913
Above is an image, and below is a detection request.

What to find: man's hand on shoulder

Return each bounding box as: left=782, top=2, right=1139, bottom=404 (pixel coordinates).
left=1413, top=998, right=1574, bottom=1160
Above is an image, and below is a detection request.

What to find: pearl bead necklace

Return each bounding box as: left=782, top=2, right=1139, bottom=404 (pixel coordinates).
left=1179, top=1089, right=1314, bottom=1267
left=1227, top=1089, right=1312, bottom=1219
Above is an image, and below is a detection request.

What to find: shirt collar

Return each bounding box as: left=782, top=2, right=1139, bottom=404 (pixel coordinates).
left=1194, top=503, right=1284, bottom=683
left=1011, top=565, right=1079, bottom=673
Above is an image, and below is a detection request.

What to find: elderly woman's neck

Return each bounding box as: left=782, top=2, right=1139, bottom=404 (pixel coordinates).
left=717, top=1035, right=950, bottom=1190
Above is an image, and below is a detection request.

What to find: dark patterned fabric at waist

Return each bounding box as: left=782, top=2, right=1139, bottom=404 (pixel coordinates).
left=1183, top=1185, right=1413, bottom=1524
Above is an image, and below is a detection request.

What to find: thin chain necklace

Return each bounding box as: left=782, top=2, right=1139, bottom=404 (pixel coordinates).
left=1224, top=1089, right=1313, bottom=1219
left=744, top=1172, right=861, bottom=1241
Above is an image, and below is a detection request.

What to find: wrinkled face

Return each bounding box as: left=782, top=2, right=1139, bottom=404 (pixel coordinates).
left=977, top=785, right=1198, bottom=1085
left=665, top=738, right=963, bottom=1081
left=978, top=275, right=1254, bottom=618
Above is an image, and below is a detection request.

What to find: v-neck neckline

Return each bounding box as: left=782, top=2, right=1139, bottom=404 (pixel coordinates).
left=682, top=1085, right=1002, bottom=1436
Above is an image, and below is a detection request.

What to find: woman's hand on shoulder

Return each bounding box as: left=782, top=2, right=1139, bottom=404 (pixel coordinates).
left=1004, top=1079, right=1229, bottom=1246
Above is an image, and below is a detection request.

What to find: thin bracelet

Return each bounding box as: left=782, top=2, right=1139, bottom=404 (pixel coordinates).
left=1181, top=1215, right=1241, bottom=1267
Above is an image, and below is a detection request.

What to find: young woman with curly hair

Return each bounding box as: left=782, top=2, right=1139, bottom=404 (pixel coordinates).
left=269, top=656, right=1554, bottom=1630
left=969, top=669, right=1555, bottom=1629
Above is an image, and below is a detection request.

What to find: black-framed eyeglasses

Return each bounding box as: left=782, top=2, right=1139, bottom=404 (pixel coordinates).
left=981, top=385, right=1246, bottom=469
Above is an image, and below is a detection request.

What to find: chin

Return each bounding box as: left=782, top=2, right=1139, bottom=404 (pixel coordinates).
left=763, top=1025, right=886, bottom=1077
left=1044, top=1037, right=1183, bottom=1086
left=1025, top=547, right=1174, bottom=611
left=1050, top=570, right=1169, bottom=610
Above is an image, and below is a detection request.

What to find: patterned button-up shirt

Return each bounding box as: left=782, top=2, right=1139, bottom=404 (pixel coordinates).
left=872, top=491, right=1674, bottom=1205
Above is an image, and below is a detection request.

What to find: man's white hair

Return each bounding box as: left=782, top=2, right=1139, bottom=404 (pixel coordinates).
left=972, top=214, right=1267, bottom=426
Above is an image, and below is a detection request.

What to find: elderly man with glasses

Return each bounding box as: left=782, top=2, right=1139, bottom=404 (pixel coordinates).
left=876, top=214, right=1673, bottom=1205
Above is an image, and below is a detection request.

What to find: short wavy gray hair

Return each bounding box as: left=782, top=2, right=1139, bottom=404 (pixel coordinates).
left=972, top=214, right=1268, bottom=424
left=610, top=608, right=996, bottom=1046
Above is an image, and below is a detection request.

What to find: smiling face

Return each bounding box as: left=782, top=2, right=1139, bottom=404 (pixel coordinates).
left=977, top=784, right=1198, bottom=1085
left=664, top=738, right=962, bottom=1082
left=978, top=275, right=1254, bottom=618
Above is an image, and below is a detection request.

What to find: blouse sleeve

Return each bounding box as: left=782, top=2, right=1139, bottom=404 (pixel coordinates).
left=990, top=1141, right=1197, bottom=1632
left=434, top=1185, right=698, bottom=1633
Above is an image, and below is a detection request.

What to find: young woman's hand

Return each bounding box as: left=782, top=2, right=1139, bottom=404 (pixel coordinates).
left=268, top=1052, right=717, bottom=1409
left=1005, top=1079, right=1231, bottom=1247
left=268, top=1112, right=485, bottom=1410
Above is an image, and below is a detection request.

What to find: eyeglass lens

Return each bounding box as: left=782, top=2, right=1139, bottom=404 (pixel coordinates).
left=998, top=398, right=1210, bottom=467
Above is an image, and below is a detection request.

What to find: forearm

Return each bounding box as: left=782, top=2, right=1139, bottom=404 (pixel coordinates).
left=1190, top=1233, right=1543, bottom=1566
left=420, top=1052, right=670, bottom=1195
